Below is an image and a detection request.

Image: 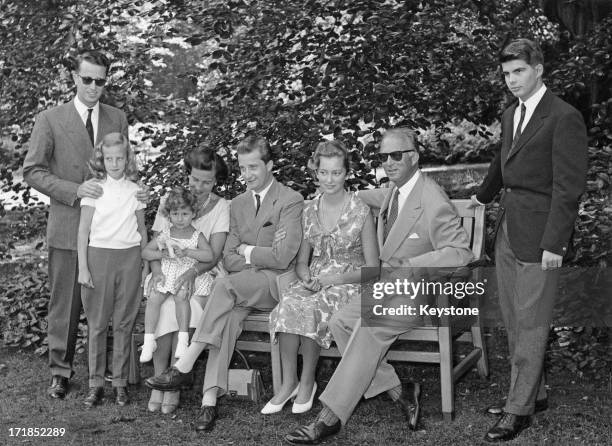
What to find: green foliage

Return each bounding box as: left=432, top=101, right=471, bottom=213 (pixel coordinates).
left=0, top=0, right=610, bottom=357
left=418, top=120, right=501, bottom=164
left=549, top=327, right=611, bottom=380
left=546, top=17, right=612, bottom=267
left=0, top=263, right=49, bottom=351
left=0, top=260, right=87, bottom=355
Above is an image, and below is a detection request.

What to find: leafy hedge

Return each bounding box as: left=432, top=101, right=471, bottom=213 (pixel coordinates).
left=0, top=261, right=87, bottom=355
left=1, top=0, right=610, bottom=357
left=0, top=264, right=50, bottom=352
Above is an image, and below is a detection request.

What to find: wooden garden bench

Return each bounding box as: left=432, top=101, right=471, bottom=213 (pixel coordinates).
left=129, top=199, right=488, bottom=422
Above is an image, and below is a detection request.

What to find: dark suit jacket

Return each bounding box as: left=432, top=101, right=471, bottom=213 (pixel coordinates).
left=23, top=100, right=129, bottom=250
left=223, top=178, right=304, bottom=300
left=476, top=90, right=588, bottom=262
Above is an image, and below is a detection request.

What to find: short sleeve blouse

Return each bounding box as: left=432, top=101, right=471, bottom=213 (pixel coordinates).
left=151, top=194, right=229, bottom=238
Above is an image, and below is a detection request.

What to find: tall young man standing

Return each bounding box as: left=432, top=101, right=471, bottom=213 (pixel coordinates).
left=470, top=39, right=588, bottom=442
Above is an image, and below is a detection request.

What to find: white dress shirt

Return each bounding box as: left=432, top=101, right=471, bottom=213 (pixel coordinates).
left=513, top=84, right=546, bottom=136
left=244, top=179, right=274, bottom=264
left=391, top=170, right=421, bottom=218
left=74, top=96, right=100, bottom=144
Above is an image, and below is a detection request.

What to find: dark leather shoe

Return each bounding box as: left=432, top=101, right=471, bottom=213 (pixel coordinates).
left=396, top=382, right=421, bottom=430
left=486, top=398, right=548, bottom=416
left=485, top=412, right=531, bottom=442
left=114, top=387, right=129, bottom=406
left=195, top=405, right=218, bottom=432
left=47, top=376, right=68, bottom=399
left=84, top=387, right=104, bottom=407
left=284, top=420, right=341, bottom=445
left=145, top=366, right=193, bottom=391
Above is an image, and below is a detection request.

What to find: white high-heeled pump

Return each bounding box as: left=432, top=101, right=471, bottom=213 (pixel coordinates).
left=260, top=384, right=299, bottom=414
left=292, top=382, right=317, bottom=414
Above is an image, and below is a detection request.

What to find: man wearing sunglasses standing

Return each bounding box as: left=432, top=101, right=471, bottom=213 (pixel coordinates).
left=23, top=50, right=134, bottom=400
left=284, top=128, right=473, bottom=444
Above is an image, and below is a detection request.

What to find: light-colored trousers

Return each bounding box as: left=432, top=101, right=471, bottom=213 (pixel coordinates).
left=190, top=268, right=277, bottom=396
left=318, top=297, right=414, bottom=425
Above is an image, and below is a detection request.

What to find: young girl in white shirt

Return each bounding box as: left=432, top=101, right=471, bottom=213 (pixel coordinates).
left=140, top=186, right=214, bottom=362
left=77, top=132, right=147, bottom=407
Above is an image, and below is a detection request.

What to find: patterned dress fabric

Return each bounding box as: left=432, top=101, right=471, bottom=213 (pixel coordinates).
left=270, top=192, right=370, bottom=348
left=155, top=227, right=213, bottom=296
left=151, top=196, right=229, bottom=339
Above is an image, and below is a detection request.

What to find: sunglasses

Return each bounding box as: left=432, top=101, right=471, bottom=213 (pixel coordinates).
left=76, top=74, right=107, bottom=87
left=376, top=150, right=415, bottom=162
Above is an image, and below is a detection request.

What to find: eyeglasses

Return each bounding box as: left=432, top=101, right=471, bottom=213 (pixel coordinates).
left=376, top=150, right=415, bottom=162
left=76, top=74, right=107, bottom=87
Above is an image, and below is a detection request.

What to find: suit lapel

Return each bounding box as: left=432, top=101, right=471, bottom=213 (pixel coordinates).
left=506, top=91, right=552, bottom=162
left=376, top=188, right=393, bottom=252
left=380, top=176, right=424, bottom=260
left=241, top=190, right=257, bottom=225
left=501, top=104, right=516, bottom=168
left=254, top=179, right=278, bottom=228
left=58, top=102, right=93, bottom=165
left=97, top=104, right=117, bottom=145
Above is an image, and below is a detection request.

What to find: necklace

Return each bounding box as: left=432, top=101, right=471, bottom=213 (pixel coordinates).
left=319, top=191, right=349, bottom=232
left=197, top=194, right=212, bottom=217
left=321, top=190, right=348, bottom=209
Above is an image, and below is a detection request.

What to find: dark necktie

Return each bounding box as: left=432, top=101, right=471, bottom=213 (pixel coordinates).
left=85, top=108, right=94, bottom=145
left=383, top=189, right=399, bottom=242
left=255, top=193, right=261, bottom=215
left=508, top=103, right=526, bottom=158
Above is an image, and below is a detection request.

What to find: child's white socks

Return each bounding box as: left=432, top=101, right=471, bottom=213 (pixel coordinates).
left=140, top=334, right=157, bottom=363
left=175, top=331, right=189, bottom=359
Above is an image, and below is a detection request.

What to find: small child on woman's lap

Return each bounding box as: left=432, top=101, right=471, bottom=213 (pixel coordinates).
left=140, top=186, right=214, bottom=362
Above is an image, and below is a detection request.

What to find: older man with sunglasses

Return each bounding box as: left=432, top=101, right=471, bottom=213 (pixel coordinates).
left=23, top=50, right=145, bottom=401
left=284, top=128, right=473, bottom=444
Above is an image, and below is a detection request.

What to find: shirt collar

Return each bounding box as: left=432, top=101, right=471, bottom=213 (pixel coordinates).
left=397, top=169, right=421, bottom=197
left=104, top=175, right=125, bottom=185
left=519, top=84, right=546, bottom=114
left=74, top=96, right=99, bottom=117
left=253, top=178, right=274, bottom=202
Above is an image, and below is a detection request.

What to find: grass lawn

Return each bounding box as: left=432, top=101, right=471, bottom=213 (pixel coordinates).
left=0, top=331, right=610, bottom=446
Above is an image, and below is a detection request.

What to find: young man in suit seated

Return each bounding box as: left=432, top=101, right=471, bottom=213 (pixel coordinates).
left=284, top=127, right=474, bottom=444
left=146, top=135, right=304, bottom=432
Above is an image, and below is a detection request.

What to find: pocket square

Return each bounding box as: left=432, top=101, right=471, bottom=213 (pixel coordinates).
left=262, top=221, right=273, bottom=227
left=408, top=233, right=420, bottom=239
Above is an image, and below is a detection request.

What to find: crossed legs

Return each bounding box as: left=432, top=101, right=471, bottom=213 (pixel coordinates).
left=159, top=270, right=276, bottom=399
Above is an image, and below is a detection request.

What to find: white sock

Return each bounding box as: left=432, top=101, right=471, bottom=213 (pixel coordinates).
left=202, top=388, right=217, bottom=407
left=174, top=342, right=206, bottom=372
left=139, top=334, right=157, bottom=362
left=174, top=333, right=189, bottom=359
left=177, top=331, right=189, bottom=345
left=174, top=358, right=190, bottom=373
